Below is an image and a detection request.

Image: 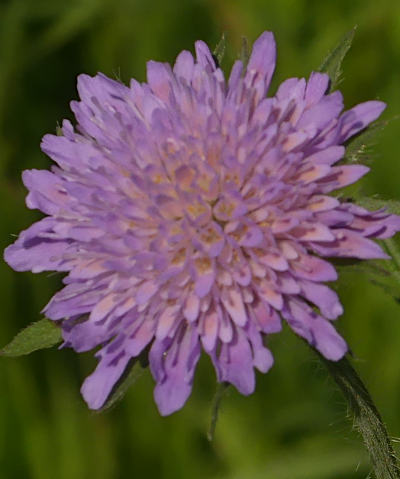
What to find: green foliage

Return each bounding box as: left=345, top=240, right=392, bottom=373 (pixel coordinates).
left=318, top=27, right=356, bottom=91
left=344, top=120, right=389, bottom=164
left=1, top=319, right=62, bottom=357
left=239, top=36, right=250, bottom=69
left=213, top=33, right=226, bottom=65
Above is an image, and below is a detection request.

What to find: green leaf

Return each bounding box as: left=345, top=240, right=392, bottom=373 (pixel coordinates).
left=344, top=120, right=388, bottom=164
left=318, top=26, right=357, bottom=91
left=239, top=36, right=250, bottom=70
left=99, top=358, right=145, bottom=412
left=1, top=318, right=62, bottom=357
left=357, top=196, right=400, bottom=215
left=213, top=32, right=226, bottom=66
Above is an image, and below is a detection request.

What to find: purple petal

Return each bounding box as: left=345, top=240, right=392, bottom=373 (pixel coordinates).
left=4, top=218, right=71, bottom=273
left=304, top=72, right=330, bottom=106
left=291, top=254, right=338, bottom=282
left=284, top=299, right=347, bottom=360
left=200, top=309, right=219, bottom=352
left=298, top=91, right=343, bottom=130
left=300, top=280, right=343, bottom=319
left=339, top=101, right=386, bottom=142
left=211, top=326, right=255, bottom=394
left=195, top=271, right=215, bottom=297
left=306, top=146, right=345, bottom=165
left=152, top=326, right=201, bottom=415
left=245, top=31, right=276, bottom=98
left=332, top=230, right=389, bottom=259
left=245, top=320, right=274, bottom=373
left=22, top=169, right=67, bottom=215
left=194, top=41, right=216, bottom=70
left=81, top=349, right=131, bottom=410
left=147, top=61, right=174, bottom=102
left=173, top=50, right=195, bottom=83
left=221, top=288, right=248, bottom=326
left=252, top=299, right=282, bottom=334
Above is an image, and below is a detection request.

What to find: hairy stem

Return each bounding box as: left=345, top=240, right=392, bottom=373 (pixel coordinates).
left=208, top=381, right=230, bottom=441
left=318, top=353, right=400, bottom=478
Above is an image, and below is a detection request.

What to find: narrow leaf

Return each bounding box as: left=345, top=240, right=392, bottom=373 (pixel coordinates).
left=99, top=359, right=145, bottom=412
left=239, top=36, right=250, bottom=70
left=1, top=318, right=62, bottom=357
left=318, top=26, right=357, bottom=90
left=213, top=33, right=226, bottom=66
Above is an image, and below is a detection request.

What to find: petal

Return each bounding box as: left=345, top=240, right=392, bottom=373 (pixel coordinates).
left=258, top=252, right=289, bottom=271
left=183, top=293, right=200, bottom=322
left=147, top=61, right=174, bottom=102
left=156, top=305, right=180, bottom=341
left=200, top=309, right=219, bottom=352
left=4, top=218, right=72, bottom=273
left=298, top=91, right=343, bottom=130
left=211, top=327, right=255, bottom=395
left=339, top=101, right=386, bottom=142
left=300, top=280, right=343, bottom=319
left=245, top=320, right=274, bottom=373
left=245, top=31, right=276, bottom=99
left=81, top=349, right=131, bottom=410
left=307, top=195, right=340, bottom=212
left=194, top=272, right=215, bottom=297
left=22, top=169, right=67, bottom=215
left=239, top=226, right=264, bottom=247
left=257, top=281, right=283, bottom=310
left=136, top=280, right=158, bottom=305
left=251, top=299, right=282, bottom=333
left=227, top=60, right=243, bottom=96
left=321, top=229, right=389, bottom=259
left=194, top=40, right=216, bottom=70
left=173, top=50, right=195, bottom=82
left=293, top=222, right=335, bottom=242
left=283, top=299, right=347, bottom=360
left=125, top=316, right=155, bottom=356
left=305, top=146, right=345, bottom=165
left=221, top=288, right=248, bottom=326
left=318, top=165, right=369, bottom=193
left=291, top=254, right=338, bottom=282
left=304, top=72, right=330, bottom=106
left=152, top=326, right=201, bottom=416
left=44, top=283, right=102, bottom=321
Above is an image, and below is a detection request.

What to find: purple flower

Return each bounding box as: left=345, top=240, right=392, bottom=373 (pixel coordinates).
left=5, top=31, right=400, bottom=415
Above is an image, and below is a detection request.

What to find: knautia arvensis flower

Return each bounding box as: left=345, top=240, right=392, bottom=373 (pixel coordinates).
left=5, top=32, right=400, bottom=415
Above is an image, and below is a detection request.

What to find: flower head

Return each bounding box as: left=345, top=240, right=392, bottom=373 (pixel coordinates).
left=5, top=32, right=400, bottom=415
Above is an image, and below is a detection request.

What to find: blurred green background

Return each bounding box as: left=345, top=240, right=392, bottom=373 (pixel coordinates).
left=1, top=0, right=400, bottom=478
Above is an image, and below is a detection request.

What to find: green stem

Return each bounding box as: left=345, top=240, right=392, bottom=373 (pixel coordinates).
left=318, top=353, right=400, bottom=478
left=384, top=238, right=400, bottom=272
left=207, top=382, right=230, bottom=441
